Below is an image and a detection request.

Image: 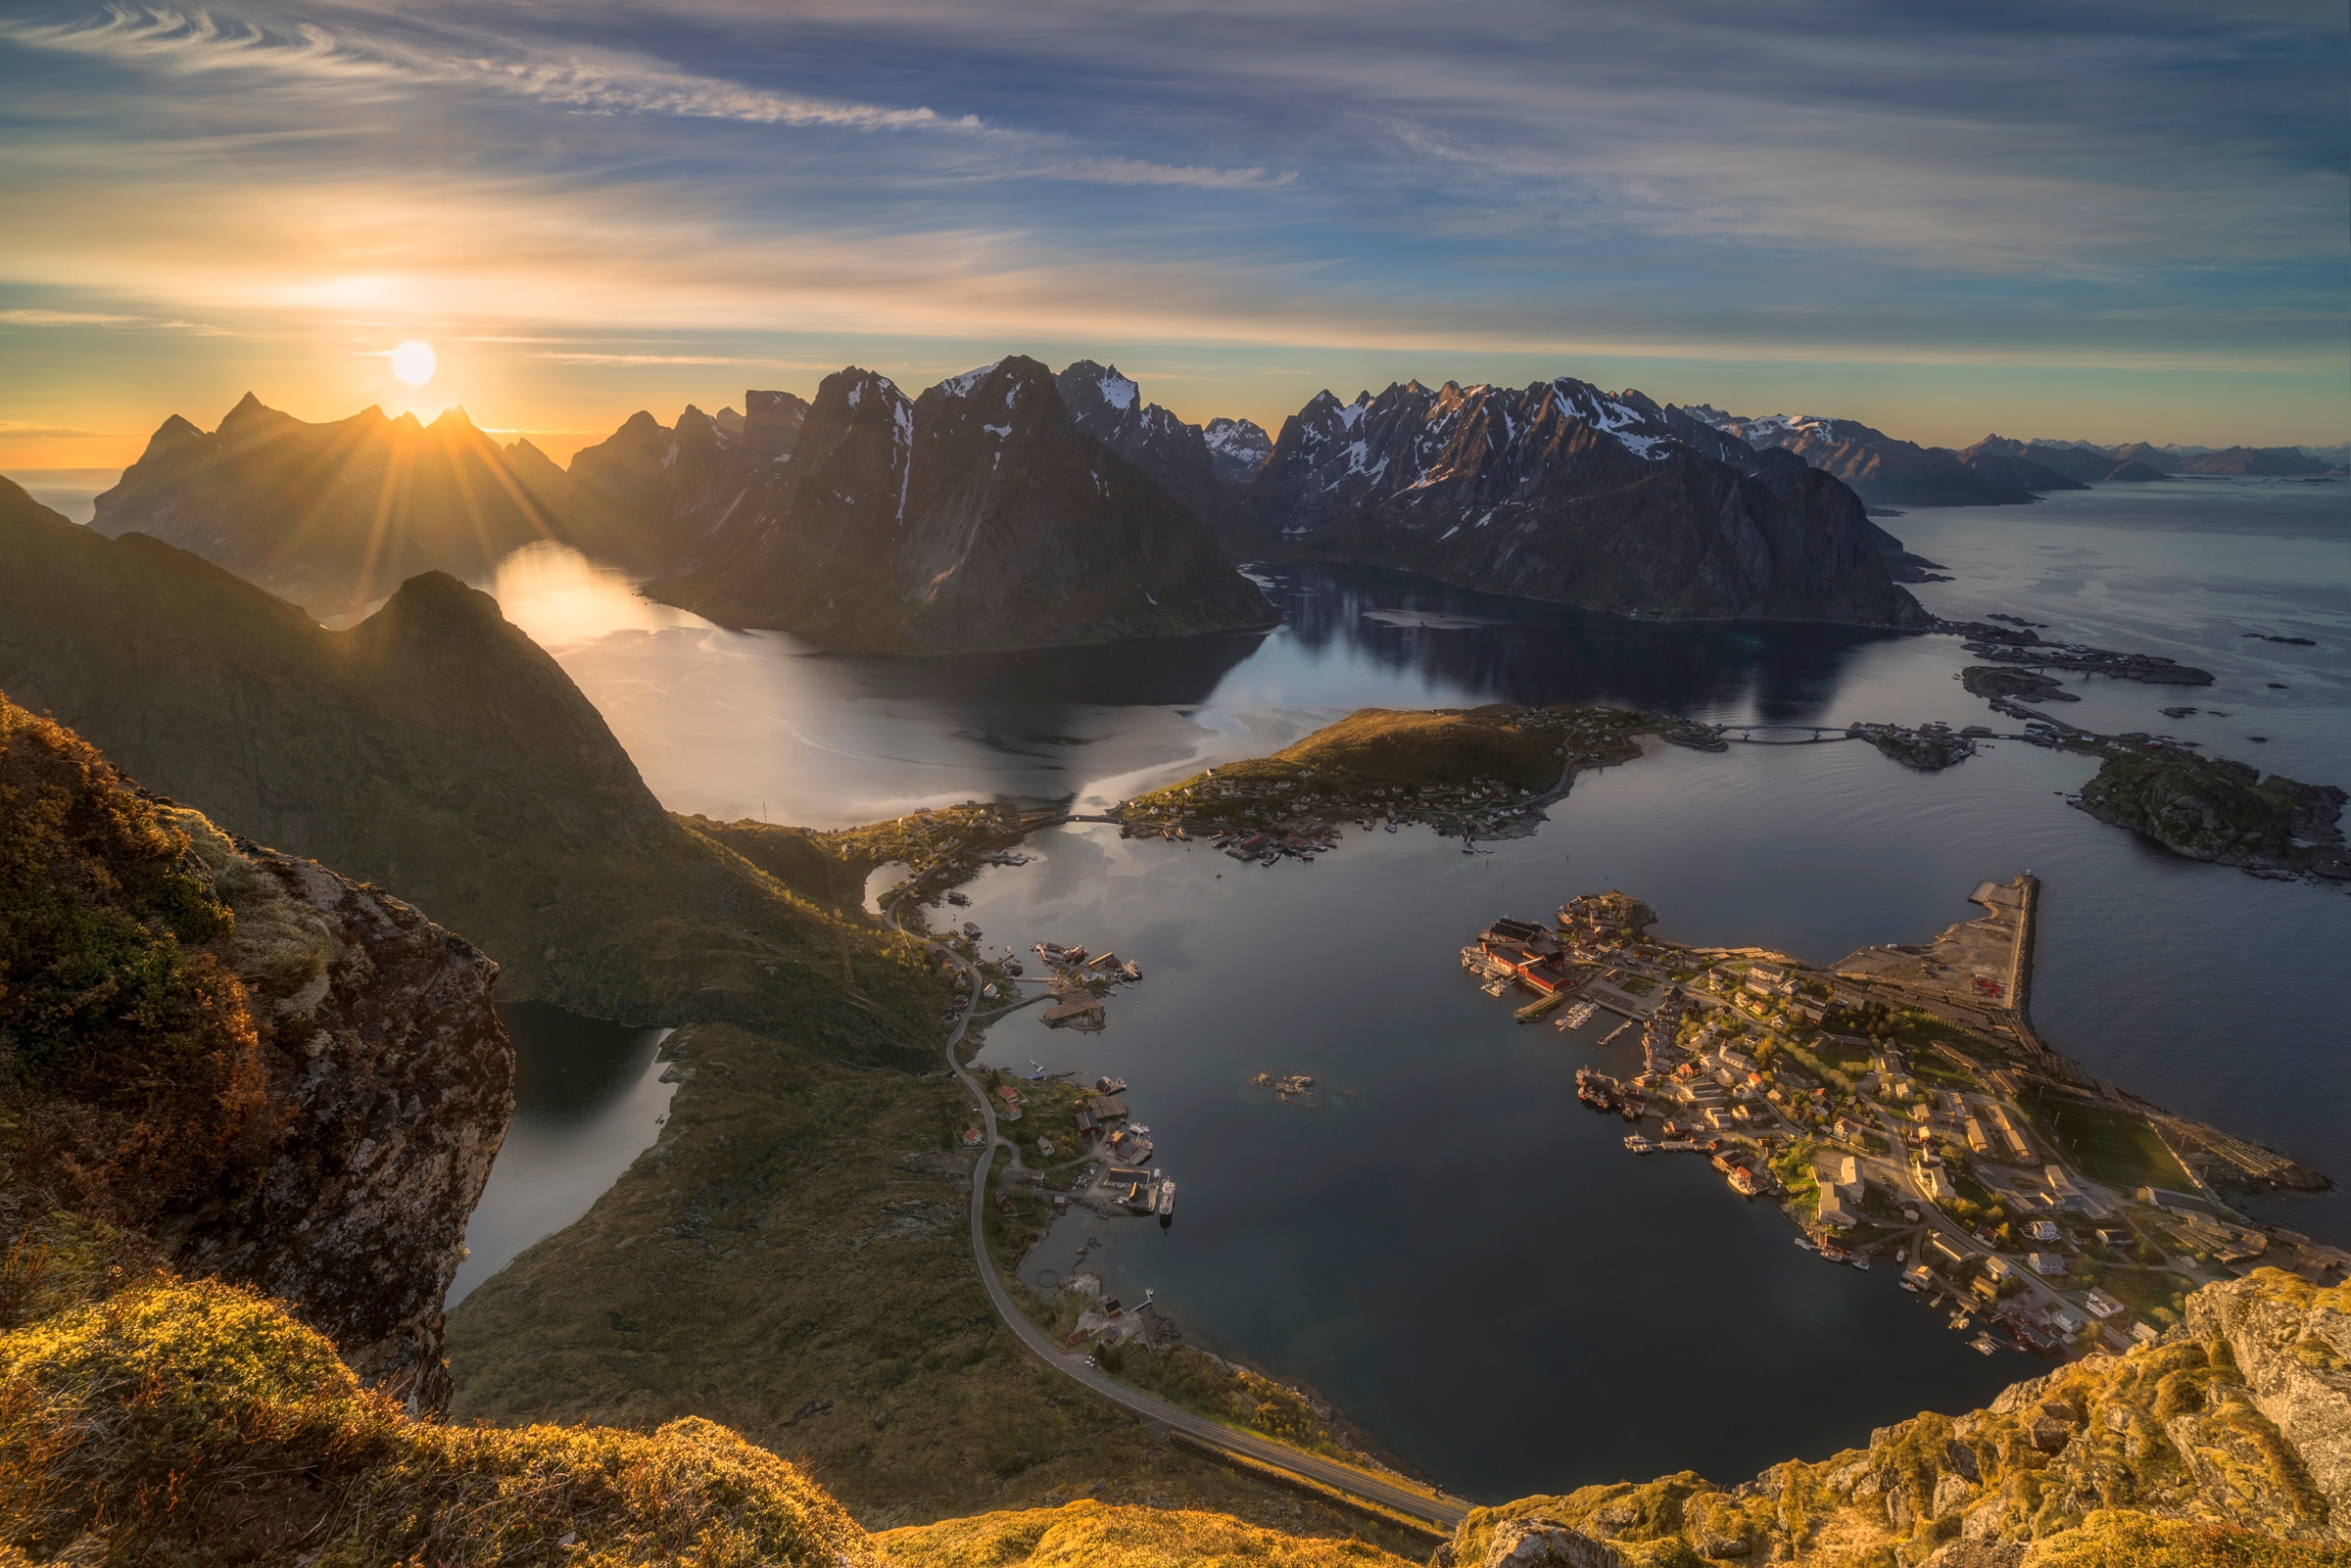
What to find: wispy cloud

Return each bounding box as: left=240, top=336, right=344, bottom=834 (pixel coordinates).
left=0, top=308, right=143, bottom=325
left=0, top=6, right=1292, bottom=189
left=0, top=420, right=123, bottom=438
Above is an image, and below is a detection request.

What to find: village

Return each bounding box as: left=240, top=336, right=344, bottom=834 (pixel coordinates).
left=1462, top=882, right=2349, bottom=1362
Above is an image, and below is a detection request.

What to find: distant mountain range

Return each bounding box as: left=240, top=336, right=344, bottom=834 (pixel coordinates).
left=77, top=358, right=2345, bottom=644
left=1675, top=407, right=2344, bottom=508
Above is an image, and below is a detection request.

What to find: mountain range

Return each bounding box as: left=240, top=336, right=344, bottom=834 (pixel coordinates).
left=72, top=359, right=2346, bottom=647
left=642, top=356, right=1276, bottom=651
left=1224, top=378, right=1922, bottom=623
left=88, top=394, right=592, bottom=618
left=1680, top=408, right=2343, bottom=508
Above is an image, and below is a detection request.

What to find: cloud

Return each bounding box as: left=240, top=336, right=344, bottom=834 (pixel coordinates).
left=0, top=6, right=1290, bottom=189
left=0, top=420, right=122, bottom=438
left=0, top=309, right=143, bottom=325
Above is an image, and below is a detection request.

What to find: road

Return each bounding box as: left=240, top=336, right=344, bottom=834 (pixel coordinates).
left=884, top=884, right=1471, bottom=1536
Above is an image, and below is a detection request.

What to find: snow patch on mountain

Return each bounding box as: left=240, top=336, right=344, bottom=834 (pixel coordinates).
left=939, top=361, right=1002, bottom=398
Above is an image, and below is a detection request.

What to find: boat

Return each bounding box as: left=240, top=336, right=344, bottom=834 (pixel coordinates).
left=1156, top=1180, right=1176, bottom=1218
left=1793, top=1236, right=1814, bottom=1252
left=1564, top=1000, right=1599, bottom=1028
left=1849, top=1255, right=1869, bottom=1271
left=1970, top=1334, right=1998, bottom=1355
left=1817, top=1240, right=1852, bottom=1263
left=1622, top=1134, right=1653, bottom=1154
left=1727, top=1166, right=1763, bottom=1198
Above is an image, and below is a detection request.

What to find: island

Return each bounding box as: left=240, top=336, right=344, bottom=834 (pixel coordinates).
left=1462, top=877, right=2340, bottom=1368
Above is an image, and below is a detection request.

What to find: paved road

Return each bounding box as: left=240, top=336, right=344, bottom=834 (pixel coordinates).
left=887, top=890, right=1471, bottom=1536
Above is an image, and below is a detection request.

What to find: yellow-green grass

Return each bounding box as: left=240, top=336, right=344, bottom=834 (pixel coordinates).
left=0, top=1275, right=884, bottom=1566
left=876, top=1498, right=1418, bottom=1568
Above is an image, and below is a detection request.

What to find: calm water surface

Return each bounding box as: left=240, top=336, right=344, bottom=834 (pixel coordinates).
left=454, top=481, right=2344, bottom=1497
left=450, top=1002, right=674, bottom=1305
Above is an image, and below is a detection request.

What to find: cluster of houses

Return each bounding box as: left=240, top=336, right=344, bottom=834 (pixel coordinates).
left=1455, top=891, right=2300, bottom=1360
left=1069, top=1079, right=1175, bottom=1221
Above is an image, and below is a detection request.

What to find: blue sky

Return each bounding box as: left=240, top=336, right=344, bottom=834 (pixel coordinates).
left=1, top=0, right=2344, bottom=467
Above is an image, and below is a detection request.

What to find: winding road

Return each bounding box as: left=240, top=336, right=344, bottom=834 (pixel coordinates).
left=884, top=881, right=1470, bottom=1536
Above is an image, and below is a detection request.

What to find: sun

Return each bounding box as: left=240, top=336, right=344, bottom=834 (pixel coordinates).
left=389, top=340, right=437, bottom=387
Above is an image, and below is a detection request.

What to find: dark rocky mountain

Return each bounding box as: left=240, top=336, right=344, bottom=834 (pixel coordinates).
left=1235, top=378, right=1924, bottom=624
left=1955, top=437, right=2088, bottom=493
left=1053, top=359, right=1234, bottom=534
left=561, top=397, right=808, bottom=566
left=1203, top=415, right=1272, bottom=486
left=91, top=394, right=599, bottom=618
left=644, top=356, right=1275, bottom=651
left=2179, top=445, right=2334, bottom=476
left=0, top=476, right=943, bottom=1056
left=1688, top=408, right=2034, bottom=507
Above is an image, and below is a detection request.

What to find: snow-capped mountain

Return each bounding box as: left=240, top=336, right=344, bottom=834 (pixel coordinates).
left=1233, top=376, right=1922, bottom=624
left=1053, top=360, right=1233, bottom=533
left=1203, top=417, right=1272, bottom=485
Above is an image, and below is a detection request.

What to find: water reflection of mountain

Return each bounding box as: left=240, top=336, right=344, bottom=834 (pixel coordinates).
left=811, top=625, right=1272, bottom=709
left=1258, top=561, right=1912, bottom=721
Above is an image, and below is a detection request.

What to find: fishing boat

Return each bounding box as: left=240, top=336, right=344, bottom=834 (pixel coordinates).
left=1480, top=978, right=1509, bottom=998
left=1817, top=1240, right=1852, bottom=1263
left=1553, top=999, right=1599, bottom=1031
left=1156, top=1180, right=1176, bottom=1218
left=1793, top=1236, right=1814, bottom=1252
left=1849, top=1255, right=1869, bottom=1271
left=1970, top=1334, right=1998, bottom=1355
left=1727, top=1166, right=1764, bottom=1198
left=1622, top=1134, right=1654, bottom=1155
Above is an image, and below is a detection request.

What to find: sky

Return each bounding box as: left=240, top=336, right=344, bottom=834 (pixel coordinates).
left=2, top=0, right=2345, bottom=471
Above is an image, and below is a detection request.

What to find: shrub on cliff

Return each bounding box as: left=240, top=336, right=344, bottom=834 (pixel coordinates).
left=0, top=697, right=271, bottom=1227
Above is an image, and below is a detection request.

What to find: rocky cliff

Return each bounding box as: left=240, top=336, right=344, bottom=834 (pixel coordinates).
left=644, top=356, right=1275, bottom=651
left=1234, top=378, right=1923, bottom=625
left=0, top=694, right=510, bottom=1411
left=90, top=394, right=600, bottom=618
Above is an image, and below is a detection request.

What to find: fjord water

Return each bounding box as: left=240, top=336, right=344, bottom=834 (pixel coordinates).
left=471, top=479, right=2342, bottom=1499
left=449, top=1003, right=674, bottom=1306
